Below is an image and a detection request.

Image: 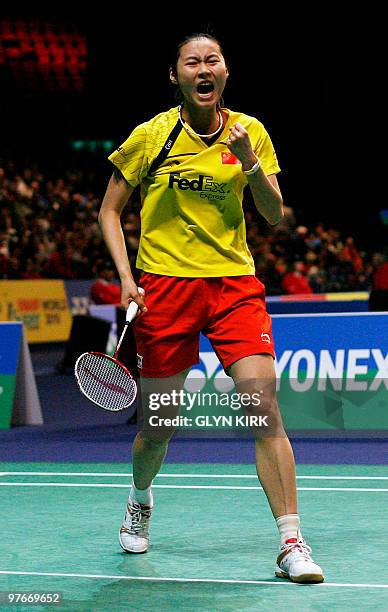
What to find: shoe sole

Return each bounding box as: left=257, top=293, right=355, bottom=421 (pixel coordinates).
left=275, top=567, right=324, bottom=583
left=118, top=531, right=148, bottom=554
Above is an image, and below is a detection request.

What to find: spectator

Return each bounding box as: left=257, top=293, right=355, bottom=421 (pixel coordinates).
left=281, top=262, right=313, bottom=295
left=307, top=265, right=327, bottom=293
left=290, top=225, right=309, bottom=261
left=369, top=256, right=388, bottom=311
left=43, top=242, right=76, bottom=279
left=20, top=257, right=42, bottom=279
left=90, top=261, right=121, bottom=305
left=341, top=237, right=363, bottom=273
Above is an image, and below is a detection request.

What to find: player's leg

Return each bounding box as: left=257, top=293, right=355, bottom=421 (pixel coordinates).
left=119, top=368, right=190, bottom=554
left=119, top=273, right=205, bottom=553
left=132, top=368, right=191, bottom=491
left=229, top=354, right=297, bottom=517
left=206, top=275, right=324, bottom=582
left=229, top=353, right=324, bottom=583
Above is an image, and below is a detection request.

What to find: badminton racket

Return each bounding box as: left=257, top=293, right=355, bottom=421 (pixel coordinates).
left=74, top=288, right=144, bottom=411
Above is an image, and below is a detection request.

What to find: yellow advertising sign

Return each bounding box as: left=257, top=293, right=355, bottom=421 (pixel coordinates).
left=0, top=280, right=72, bottom=343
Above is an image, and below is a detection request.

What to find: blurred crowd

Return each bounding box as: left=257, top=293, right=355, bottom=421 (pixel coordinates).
left=0, top=160, right=387, bottom=296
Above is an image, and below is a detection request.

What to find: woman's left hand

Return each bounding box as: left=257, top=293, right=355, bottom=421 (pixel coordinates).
left=226, top=123, right=257, bottom=171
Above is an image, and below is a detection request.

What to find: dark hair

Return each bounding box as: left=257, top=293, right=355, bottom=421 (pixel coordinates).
left=170, top=33, right=226, bottom=75
left=170, top=32, right=227, bottom=107
left=96, top=260, right=114, bottom=274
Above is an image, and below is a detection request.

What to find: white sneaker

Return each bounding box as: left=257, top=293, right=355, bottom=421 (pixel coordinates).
left=275, top=537, right=324, bottom=583
left=119, top=498, right=152, bottom=553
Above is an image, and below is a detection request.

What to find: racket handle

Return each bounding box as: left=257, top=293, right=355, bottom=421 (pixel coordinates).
left=126, top=287, right=145, bottom=323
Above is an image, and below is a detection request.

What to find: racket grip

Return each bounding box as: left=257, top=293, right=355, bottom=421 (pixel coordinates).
left=126, top=287, right=145, bottom=323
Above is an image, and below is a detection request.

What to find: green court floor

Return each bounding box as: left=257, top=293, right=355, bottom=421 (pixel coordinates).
left=0, top=462, right=387, bottom=611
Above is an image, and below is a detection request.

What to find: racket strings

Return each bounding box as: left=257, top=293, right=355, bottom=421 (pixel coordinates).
left=75, top=353, right=137, bottom=411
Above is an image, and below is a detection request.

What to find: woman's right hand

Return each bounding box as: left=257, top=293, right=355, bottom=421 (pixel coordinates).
left=120, top=277, right=147, bottom=314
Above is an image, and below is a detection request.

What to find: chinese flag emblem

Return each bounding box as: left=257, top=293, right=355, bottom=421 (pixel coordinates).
left=221, top=152, right=240, bottom=165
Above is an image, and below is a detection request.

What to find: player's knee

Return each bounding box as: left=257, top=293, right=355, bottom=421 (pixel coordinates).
left=236, top=379, right=278, bottom=416
left=242, top=393, right=285, bottom=438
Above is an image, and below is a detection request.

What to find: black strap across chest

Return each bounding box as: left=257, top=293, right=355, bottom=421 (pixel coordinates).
left=148, top=120, right=183, bottom=176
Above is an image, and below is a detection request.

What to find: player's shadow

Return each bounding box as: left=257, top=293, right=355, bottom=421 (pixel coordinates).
left=79, top=555, right=280, bottom=611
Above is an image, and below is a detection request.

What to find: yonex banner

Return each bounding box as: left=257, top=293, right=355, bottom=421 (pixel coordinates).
left=0, top=322, right=42, bottom=429
left=0, top=280, right=72, bottom=343
left=180, top=313, right=388, bottom=432
left=271, top=313, right=388, bottom=430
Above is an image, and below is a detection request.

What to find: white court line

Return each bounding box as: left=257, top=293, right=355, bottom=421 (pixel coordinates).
left=0, top=472, right=387, bottom=480
left=0, top=570, right=387, bottom=589
left=0, top=482, right=387, bottom=491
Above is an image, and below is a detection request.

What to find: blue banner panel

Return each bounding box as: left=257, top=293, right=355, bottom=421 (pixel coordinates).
left=0, top=323, right=22, bottom=429
left=194, top=313, right=388, bottom=430
left=272, top=312, right=387, bottom=357
left=266, top=300, right=368, bottom=314
left=0, top=323, right=22, bottom=375
left=64, top=280, right=94, bottom=315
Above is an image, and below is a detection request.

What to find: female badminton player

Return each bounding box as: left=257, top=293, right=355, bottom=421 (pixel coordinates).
left=98, top=32, right=324, bottom=584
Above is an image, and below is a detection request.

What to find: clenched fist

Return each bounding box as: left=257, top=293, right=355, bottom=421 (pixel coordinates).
left=226, top=123, right=258, bottom=171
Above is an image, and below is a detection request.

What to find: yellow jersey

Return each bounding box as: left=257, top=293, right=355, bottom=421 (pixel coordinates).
left=108, top=106, right=280, bottom=277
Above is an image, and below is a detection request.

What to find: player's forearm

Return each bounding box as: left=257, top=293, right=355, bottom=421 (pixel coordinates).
left=98, top=209, right=134, bottom=281
left=225, top=123, right=284, bottom=226
left=246, top=167, right=284, bottom=226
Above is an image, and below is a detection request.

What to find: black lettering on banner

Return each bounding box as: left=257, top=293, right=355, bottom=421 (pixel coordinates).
left=45, top=313, right=60, bottom=325
left=42, top=300, right=66, bottom=311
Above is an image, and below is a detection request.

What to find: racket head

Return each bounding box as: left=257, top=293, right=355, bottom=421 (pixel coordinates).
left=74, top=351, right=137, bottom=411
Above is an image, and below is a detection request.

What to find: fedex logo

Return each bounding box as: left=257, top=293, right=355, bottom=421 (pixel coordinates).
left=168, top=173, right=227, bottom=194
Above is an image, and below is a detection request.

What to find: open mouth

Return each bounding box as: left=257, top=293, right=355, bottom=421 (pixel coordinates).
left=196, top=82, right=215, bottom=95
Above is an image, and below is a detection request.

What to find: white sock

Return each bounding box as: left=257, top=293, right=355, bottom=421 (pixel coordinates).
left=276, top=514, right=301, bottom=545
left=130, top=483, right=153, bottom=507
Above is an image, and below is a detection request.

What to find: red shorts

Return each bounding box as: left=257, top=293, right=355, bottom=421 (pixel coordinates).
left=134, top=273, right=275, bottom=377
